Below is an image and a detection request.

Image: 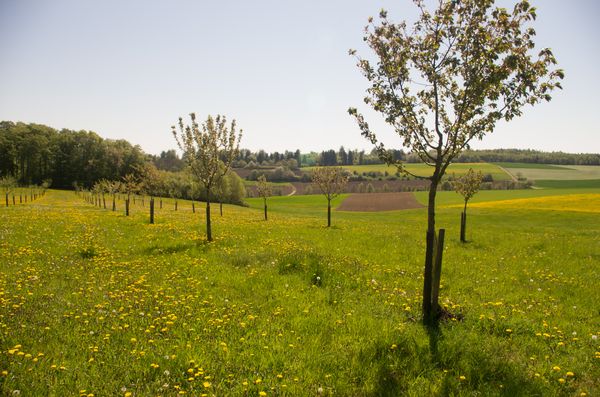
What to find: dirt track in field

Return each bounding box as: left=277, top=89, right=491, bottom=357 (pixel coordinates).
left=337, top=192, right=425, bottom=212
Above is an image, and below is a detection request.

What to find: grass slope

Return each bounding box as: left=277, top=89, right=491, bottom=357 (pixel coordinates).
left=1, top=190, right=598, bottom=396
left=502, top=165, right=600, bottom=182
left=533, top=179, right=600, bottom=189
left=494, top=163, right=574, bottom=170
left=305, top=163, right=511, bottom=181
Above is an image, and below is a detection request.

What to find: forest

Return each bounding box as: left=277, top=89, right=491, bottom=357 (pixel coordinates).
left=1, top=121, right=599, bottom=192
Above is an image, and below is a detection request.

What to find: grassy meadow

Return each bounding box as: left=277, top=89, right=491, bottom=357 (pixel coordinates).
left=305, top=163, right=512, bottom=181
left=1, top=189, right=599, bottom=396
left=497, top=164, right=600, bottom=189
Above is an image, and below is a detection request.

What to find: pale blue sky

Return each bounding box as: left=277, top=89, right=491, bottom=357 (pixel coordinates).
left=1, top=0, right=598, bottom=155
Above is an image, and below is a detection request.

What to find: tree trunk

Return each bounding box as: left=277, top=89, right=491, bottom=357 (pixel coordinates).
left=12, top=195, right=15, bottom=205
left=264, top=198, right=268, bottom=221
left=5, top=193, right=8, bottom=207
left=20, top=195, right=22, bottom=204
left=192, top=202, right=195, bottom=213
left=112, top=196, right=116, bottom=211
left=422, top=178, right=439, bottom=325
left=103, top=195, right=106, bottom=209
left=327, top=199, right=331, bottom=227
left=125, top=198, right=130, bottom=216
left=460, top=212, right=466, bottom=243
left=219, top=201, right=223, bottom=217
left=461, top=200, right=468, bottom=243
left=150, top=197, right=155, bottom=224
left=206, top=188, right=212, bottom=242
left=160, top=199, right=163, bottom=209
left=175, top=201, right=178, bottom=211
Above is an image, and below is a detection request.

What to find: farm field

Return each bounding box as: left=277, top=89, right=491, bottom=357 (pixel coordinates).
left=1, top=189, right=599, bottom=396
left=305, top=163, right=512, bottom=181
left=499, top=164, right=600, bottom=183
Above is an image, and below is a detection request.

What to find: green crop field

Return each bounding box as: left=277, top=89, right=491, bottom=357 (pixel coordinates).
left=305, top=163, right=512, bottom=181
left=494, top=163, right=574, bottom=170
left=1, top=190, right=599, bottom=396
left=533, top=180, right=600, bottom=189
left=501, top=165, right=600, bottom=182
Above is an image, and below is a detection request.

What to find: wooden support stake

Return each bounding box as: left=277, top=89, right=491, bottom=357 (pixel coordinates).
left=431, top=229, right=445, bottom=316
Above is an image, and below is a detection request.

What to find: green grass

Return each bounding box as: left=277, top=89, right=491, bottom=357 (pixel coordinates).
left=1, top=190, right=599, bottom=396
left=495, top=162, right=574, bottom=170
left=533, top=180, right=600, bottom=189
left=305, top=163, right=512, bottom=181
left=414, top=188, right=600, bottom=207
left=502, top=165, right=600, bottom=181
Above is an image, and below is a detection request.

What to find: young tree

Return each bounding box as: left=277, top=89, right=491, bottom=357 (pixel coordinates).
left=139, top=164, right=163, bottom=224
left=348, top=0, right=563, bottom=324
left=121, top=174, right=140, bottom=216
left=256, top=174, right=272, bottom=220
left=95, top=179, right=110, bottom=209
left=453, top=168, right=483, bottom=242
left=312, top=167, right=349, bottom=227
left=172, top=113, right=242, bottom=241
left=0, top=175, right=16, bottom=207
left=107, top=180, right=121, bottom=211
left=214, top=170, right=231, bottom=217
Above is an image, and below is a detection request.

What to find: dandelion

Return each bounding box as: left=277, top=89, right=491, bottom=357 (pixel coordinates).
left=566, top=371, right=574, bottom=377
left=459, top=375, right=466, bottom=381
left=259, top=392, right=267, bottom=397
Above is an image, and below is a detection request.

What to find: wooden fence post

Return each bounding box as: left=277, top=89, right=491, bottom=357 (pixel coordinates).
left=460, top=212, right=466, bottom=242
left=431, top=229, right=445, bottom=317
left=150, top=198, right=155, bottom=224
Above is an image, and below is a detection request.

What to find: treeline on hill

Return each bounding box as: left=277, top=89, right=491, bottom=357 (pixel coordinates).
left=2, top=120, right=598, bottom=195
left=0, top=121, right=246, bottom=204
left=249, top=147, right=600, bottom=168
left=456, top=149, right=600, bottom=165
left=308, top=147, right=600, bottom=167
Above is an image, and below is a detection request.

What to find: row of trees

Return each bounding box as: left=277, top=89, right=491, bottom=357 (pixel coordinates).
left=80, top=166, right=245, bottom=209
left=0, top=175, right=50, bottom=206
left=455, top=148, right=600, bottom=165
left=314, top=147, right=599, bottom=167
left=0, top=121, right=147, bottom=188
left=234, top=148, right=301, bottom=168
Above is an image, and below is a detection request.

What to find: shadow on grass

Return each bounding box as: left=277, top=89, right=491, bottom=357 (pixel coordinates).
left=141, top=240, right=210, bottom=256
left=370, top=323, right=549, bottom=396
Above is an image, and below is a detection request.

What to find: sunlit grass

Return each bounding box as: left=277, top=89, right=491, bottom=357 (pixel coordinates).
left=0, top=190, right=598, bottom=396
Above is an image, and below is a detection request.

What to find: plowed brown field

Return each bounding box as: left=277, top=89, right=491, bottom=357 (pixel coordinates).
left=337, top=192, right=424, bottom=212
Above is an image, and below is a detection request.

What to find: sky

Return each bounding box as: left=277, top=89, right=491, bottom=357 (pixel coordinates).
left=0, top=0, right=599, bottom=155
